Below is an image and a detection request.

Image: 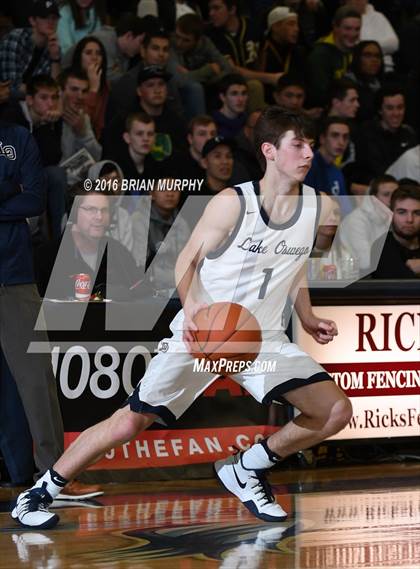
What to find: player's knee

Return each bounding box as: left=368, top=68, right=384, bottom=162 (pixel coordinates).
left=327, top=397, right=353, bottom=435
left=112, top=411, right=153, bottom=444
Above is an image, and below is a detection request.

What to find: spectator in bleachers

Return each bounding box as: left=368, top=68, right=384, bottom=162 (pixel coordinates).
left=371, top=185, right=420, bottom=278
left=305, top=117, right=353, bottom=215
left=63, top=13, right=146, bottom=82
left=107, top=27, right=185, bottom=118
left=402, top=23, right=420, bottom=136
left=170, top=12, right=232, bottom=117
left=306, top=6, right=361, bottom=107
left=0, top=75, right=66, bottom=241
left=206, top=0, right=258, bottom=73
left=36, top=189, right=140, bottom=299
left=327, top=78, right=360, bottom=121
left=0, top=0, right=61, bottom=98
left=212, top=73, right=248, bottom=138
left=140, top=25, right=169, bottom=68
left=340, top=174, right=397, bottom=270
left=137, top=0, right=199, bottom=26
left=1, top=75, right=62, bottom=166
left=259, top=6, right=306, bottom=78
left=353, top=85, right=418, bottom=187
left=234, top=109, right=263, bottom=181
left=178, top=114, right=217, bottom=180
left=103, top=65, right=187, bottom=163
left=60, top=67, right=102, bottom=165
left=86, top=160, right=134, bottom=251
left=200, top=135, right=234, bottom=195
left=272, top=74, right=323, bottom=119
left=205, top=0, right=282, bottom=109
left=296, top=0, right=330, bottom=49
left=387, top=145, right=420, bottom=185
left=345, top=40, right=384, bottom=122
left=110, top=112, right=158, bottom=183
left=71, top=35, right=109, bottom=138
left=324, top=78, right=362, bottom=195
left=273, top=75, right=305, bottom=111
left=172, top=13, right=231, bottom=85
left=131, top=181, right=190, bottom=291
left=57, top=1, right=105, bottom=54
left=344, top=0, right=398, bottom=72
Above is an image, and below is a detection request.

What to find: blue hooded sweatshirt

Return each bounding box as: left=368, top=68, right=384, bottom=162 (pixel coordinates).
left=0, top=121, right=46, bottom=285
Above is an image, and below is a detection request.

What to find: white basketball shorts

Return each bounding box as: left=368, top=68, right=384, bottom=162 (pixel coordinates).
left=126, top=316, right=333, bottom=425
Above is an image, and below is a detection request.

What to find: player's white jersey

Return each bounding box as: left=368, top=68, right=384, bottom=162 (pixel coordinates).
left=198, top=180, right=319, bottom=338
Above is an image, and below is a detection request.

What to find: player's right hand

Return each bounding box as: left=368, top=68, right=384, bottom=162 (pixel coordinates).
left=183, top=302, right=209, bottom=351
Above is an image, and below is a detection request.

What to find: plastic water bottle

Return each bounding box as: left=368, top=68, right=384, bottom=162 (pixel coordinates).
left=341, top=247, right=359, bottom=280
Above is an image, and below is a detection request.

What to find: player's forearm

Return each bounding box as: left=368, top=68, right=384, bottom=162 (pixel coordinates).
left=293, top=273, right=314, bottom=324
left=175, top=253, right=202, bottom=307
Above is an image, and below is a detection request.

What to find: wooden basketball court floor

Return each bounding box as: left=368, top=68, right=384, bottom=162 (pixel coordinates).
left=0, top=463, right=419, bottom=569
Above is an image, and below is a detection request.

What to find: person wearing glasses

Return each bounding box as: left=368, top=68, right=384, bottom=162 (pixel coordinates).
left=34, top=186, right=140, bottom=300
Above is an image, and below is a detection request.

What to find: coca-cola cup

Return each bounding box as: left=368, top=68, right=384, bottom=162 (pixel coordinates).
left=74, top=273, right=91, bottom=301
left=322, top=264, right=337, bottom=281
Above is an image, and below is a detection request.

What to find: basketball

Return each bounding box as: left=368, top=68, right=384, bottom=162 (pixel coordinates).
left=191, top=302, right=262, bottom=373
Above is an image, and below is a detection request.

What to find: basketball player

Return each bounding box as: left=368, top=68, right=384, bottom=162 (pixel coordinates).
left=12, top=107, right=352, bottom=529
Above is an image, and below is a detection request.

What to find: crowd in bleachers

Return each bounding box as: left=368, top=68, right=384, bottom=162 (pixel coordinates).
left=0, top=0, right=419, bottom=302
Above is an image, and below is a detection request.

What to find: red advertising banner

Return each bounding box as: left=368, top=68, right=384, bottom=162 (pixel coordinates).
left=323, top=361, right=420, bottom=397
left=65, top=425, right=278, bottom=470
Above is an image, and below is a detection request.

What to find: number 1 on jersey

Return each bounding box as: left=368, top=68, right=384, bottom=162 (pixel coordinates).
left=258, top=268, right=273, bottom=299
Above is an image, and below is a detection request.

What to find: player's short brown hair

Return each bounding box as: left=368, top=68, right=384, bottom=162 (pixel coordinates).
left=254, top=106, right=315, bottom=170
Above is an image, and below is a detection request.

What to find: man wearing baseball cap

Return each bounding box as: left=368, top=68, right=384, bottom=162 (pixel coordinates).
left=0, top=1, right=61, bottom=98
left=136, top=64, right=172, bottom=85
left=200, top=136, right=235, bottom=196
left=103, top=65, right=187, bottom=164
left=260, top=6, right=306, bottom=77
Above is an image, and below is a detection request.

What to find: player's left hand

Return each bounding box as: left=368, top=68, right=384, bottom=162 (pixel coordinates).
left=302, top=315, right=338, bottom=345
